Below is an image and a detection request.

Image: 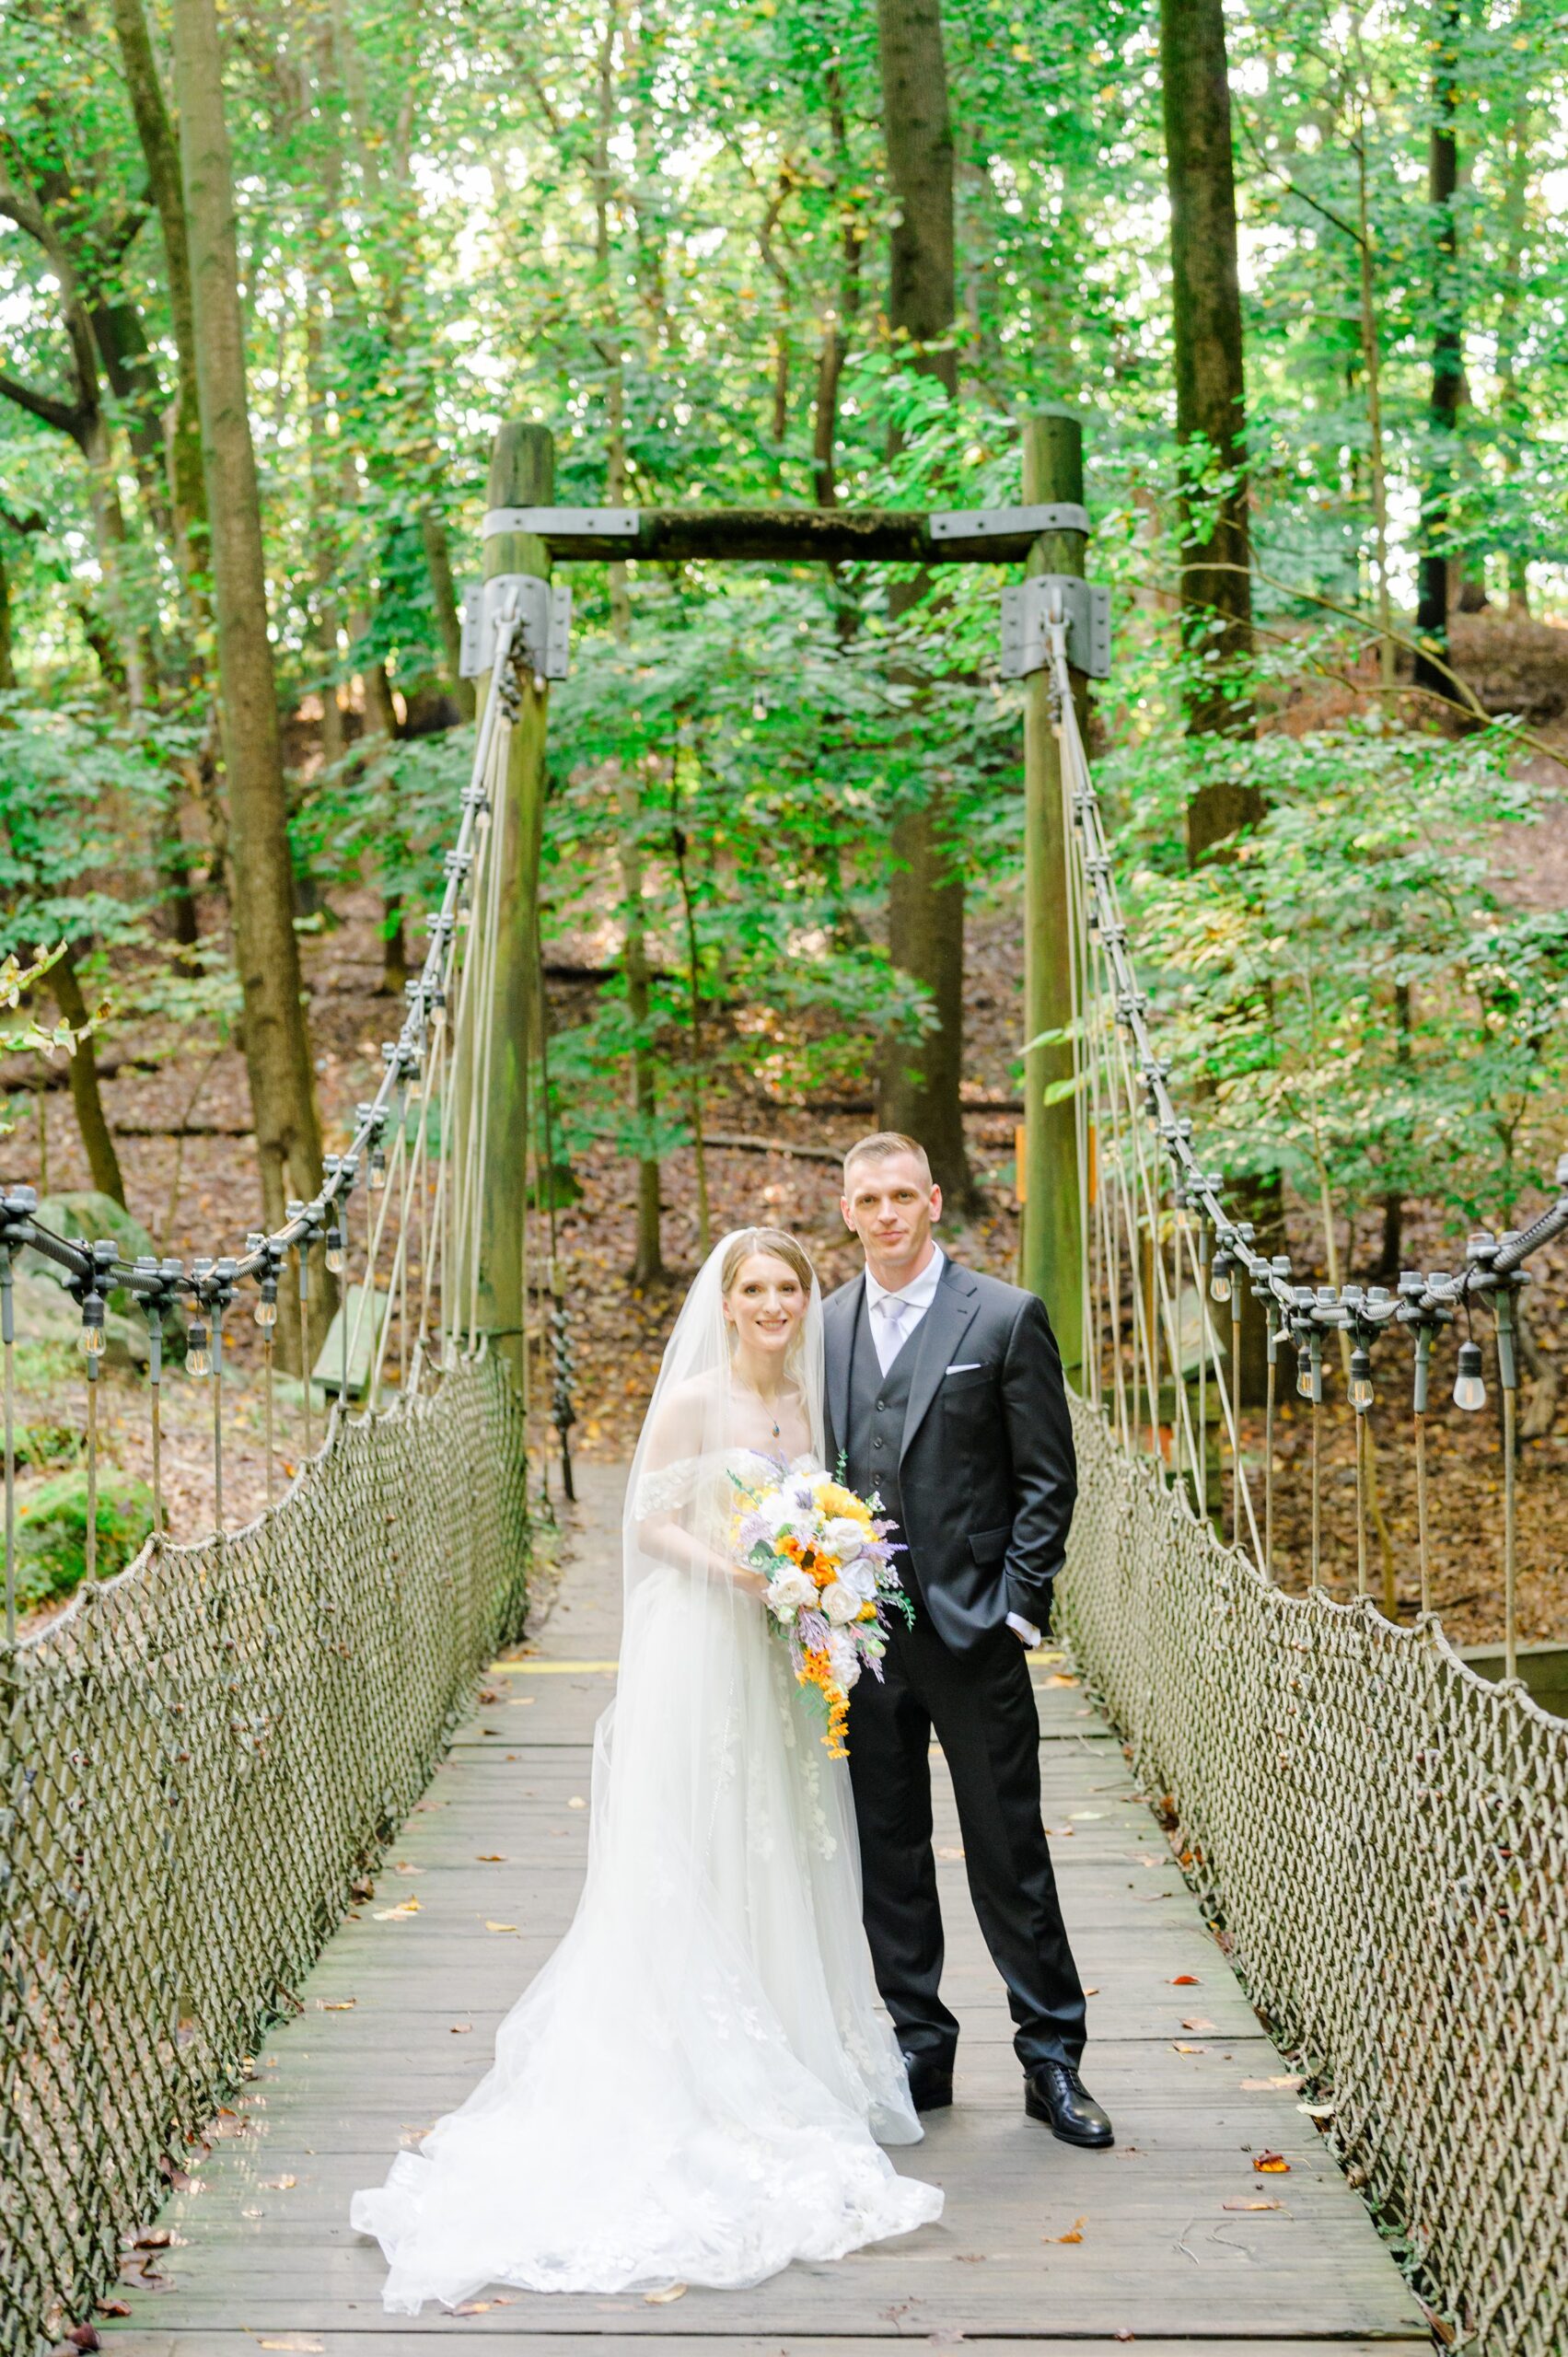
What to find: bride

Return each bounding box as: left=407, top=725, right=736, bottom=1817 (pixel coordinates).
left=351, top=1227, right=943, bottom=2310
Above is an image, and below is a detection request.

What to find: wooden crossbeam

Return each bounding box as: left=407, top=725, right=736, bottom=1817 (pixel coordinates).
left=522, top=506, right=1064, bottom=565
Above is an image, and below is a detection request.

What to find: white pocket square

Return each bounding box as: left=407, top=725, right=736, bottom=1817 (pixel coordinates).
left=946, top=1362, right=983, bottom=1375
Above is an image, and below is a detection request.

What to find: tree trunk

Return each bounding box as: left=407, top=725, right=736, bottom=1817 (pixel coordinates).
left=877, top=0, right=956, bottom=394
left=110, top=0, right=208, bottom=602
left=1160, top=0, right=1278, bottom=1399
left=1413, top=5, right=1462, bottom=703
left=1160, top=0, right=1258, bottom=837
left=51, top=948, right=127, bottom=1208
left=0, top=535, right=15, bottom=691
left=421, top=510, right=475, bottom=721
left=171, top=0, right=329, bottom=1365
left=873, top=0, right=975, bottom=1207
left=1493, top=100, right=1533, bottom=620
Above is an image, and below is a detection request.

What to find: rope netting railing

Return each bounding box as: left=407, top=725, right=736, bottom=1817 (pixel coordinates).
left=0, top=595, right=558, bottom=2354
left=1043, top=600, right=1568, bottom=2351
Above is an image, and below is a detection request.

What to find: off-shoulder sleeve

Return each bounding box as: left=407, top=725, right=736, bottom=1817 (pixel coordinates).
left=633, top=1456, right=702, bottom=1519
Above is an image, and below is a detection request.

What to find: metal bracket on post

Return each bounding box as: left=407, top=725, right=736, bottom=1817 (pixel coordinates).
left=931, top=502, right=1090, bottom=543
left=459, top=575, right=572, bottom=681
left=482, top=506, right=639, bottom=540
left=1000, top=576, right=1111, bottom=680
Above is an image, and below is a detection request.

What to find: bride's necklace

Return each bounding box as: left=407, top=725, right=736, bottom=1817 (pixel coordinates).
left=731, top=1372, right=784, bottom=1439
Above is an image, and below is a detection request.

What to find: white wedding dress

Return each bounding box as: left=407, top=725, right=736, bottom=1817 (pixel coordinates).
left=350, top=1237, right=942, bottom=2310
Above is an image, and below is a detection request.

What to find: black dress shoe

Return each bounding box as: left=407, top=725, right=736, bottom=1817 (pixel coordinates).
left=900, top=2051, right=955, bottom=2112
left=1024, top=2060, right=1114, bottom=2147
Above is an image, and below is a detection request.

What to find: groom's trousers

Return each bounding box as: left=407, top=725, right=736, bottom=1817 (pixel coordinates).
left=848, top=1611, right=1086, bottom=2073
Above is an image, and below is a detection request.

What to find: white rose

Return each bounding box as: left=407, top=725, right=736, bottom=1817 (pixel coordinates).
left=820, top=1516, right=866, bottom=1562
left=760, top=1488, right=799, bottom=1537
left=836, top=1556, right=877, bottom=1606
left=819, top=1579, right=865, bottom=1626
left=826, top=1630, right=862, bottom=1690
left=765, top=1569, right=818, bottom=1620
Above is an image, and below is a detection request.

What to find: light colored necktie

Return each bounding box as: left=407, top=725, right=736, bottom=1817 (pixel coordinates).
left=877, top=1295, right=909, bottom=1373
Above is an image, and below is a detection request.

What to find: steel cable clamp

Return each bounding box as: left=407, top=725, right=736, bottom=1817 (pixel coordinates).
left=459, top=575, right=572, bottom=681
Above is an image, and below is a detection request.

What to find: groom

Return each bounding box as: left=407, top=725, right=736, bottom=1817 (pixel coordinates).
left=823, top=1132, right=1113, bottom=2149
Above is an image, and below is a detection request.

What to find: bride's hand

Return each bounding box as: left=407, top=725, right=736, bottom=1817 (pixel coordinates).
left=719, top=1554, right=770, bottom=1600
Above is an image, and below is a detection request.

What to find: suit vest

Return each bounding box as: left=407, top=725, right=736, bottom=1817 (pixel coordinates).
left=842, top=1290, right=923, bottom=1594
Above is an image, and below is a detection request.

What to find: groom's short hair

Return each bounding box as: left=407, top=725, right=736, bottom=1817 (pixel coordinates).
left=842, top=1132, right=932, bottom=1190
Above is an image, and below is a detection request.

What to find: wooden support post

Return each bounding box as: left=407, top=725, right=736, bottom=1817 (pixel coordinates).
left=1019, top=407, right=1086, bottom=1381
left=474, top=423, right=553, bottom=1394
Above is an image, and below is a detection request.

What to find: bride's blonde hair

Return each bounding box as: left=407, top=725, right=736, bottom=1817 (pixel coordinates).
left=719, top=1227, right=816, bottom=1301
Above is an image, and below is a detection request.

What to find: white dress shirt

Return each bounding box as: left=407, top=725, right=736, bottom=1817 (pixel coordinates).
left=863, top=1248, right=1040, bottom=1649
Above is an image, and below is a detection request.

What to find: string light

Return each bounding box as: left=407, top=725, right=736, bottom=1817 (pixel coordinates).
left=1348, top=1347, right=1374, bottom=1412
left=188, top=1318, right=212, bottom=1380
left=78, top=1292, right=106, bottom=1358
left=1452, top=1340, right=1486, bottom=1412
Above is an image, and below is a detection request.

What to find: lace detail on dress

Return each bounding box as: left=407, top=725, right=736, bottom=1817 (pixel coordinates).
left=632, top=1455, right=702, bottom=1517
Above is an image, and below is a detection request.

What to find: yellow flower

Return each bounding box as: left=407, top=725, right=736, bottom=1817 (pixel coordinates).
left=813, top=1479, right=873, bottom=1527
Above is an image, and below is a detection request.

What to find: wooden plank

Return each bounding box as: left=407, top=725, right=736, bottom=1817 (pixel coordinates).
left=104, top=1463, right=1425, bottom=2353
left=99, top=2340, right=1428, bottom=2355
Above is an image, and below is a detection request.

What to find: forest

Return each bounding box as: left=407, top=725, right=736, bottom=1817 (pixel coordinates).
left=0, top=0, right=1565, bottom=1646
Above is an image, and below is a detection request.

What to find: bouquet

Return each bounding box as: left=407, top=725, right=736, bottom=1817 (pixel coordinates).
left=731, top=1461, right=913, bottom=1757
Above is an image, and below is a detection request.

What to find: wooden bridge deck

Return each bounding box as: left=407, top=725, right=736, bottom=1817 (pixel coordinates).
left=106, top=1464, right=1427, bottom=2357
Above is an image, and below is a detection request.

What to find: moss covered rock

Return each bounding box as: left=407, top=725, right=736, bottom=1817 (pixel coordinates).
left=14, top=1466, right=156, bottom=1610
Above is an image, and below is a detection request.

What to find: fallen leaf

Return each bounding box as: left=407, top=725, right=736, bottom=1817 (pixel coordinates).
left=1114, top=2333, right=1136, bottom=2345
left=1172, top=2042, right=1206, bottom=2054
left=450, top=2023, right=473, bottom=2034
left=259, top=2175, right=297, bottom=2190
left=256, top=2340, right=325, bottom=2353
left=475, top=1853, right=506, bottom=1863
left=94, top=2305, right=131, bottom=2321
left=1168, top=1973, right=1200, bottom=1986
left=1046, top=1673, right=1079, bottom=1687
left=485, top=1922, right=518, bottom=1933
left=1056, top=2215, right=1087, bottom=2244
left=1253, top=2152, right=1291, bottom=2174
left=372, top=1898, right=421, bottom=1922
left=393, top=1862, right=423, bottom=1875
left=936, top=1845, right=965, bottom=1861
left=319, top=2000, right=355, bottom=2012
left=1240, top=2074, right=1302, bottom=2091
left=1083, top=1985, right=1100, bottom=1996
left=133, top=2229, right=172, bottom=2251
left=64, top=2328, right=100, bottom=2351
left=1180, top=2017, right=1215, bottom=2032
left=1299, top=2100, right=1336, bottom=2120
left=567, top=1796, right=587, bottom=1809
left=1223, top=2199, right=1282, bottom=2212
left=644, top=2283, right=688, bottom=2304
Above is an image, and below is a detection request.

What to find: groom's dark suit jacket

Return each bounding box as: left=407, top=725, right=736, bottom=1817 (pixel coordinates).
left=822, top=1257, right=1077, bottom=1655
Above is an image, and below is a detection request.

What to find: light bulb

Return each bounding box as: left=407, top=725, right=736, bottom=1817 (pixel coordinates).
left=1453, top=1340, right=1486, bottom=1412
left=78, top=1308, right=106, bottom=1358
left=1296, top=1347, right=1315, bottom=1399
left=370, top=1149, right=388, bottom=1193
left=188, top=1320, right=212, bottom=1378
left=255, top=1292, right=278, bottom=1329
left=1348, top=1348, right=1374, bottom=1412
left=1210, top=1258, right=1232, bottom=1305
left=324, top=1224, right=344, bottom=1274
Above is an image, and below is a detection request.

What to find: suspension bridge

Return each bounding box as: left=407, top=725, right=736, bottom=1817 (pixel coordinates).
left=2, top=414, right=1564, bottom=2357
